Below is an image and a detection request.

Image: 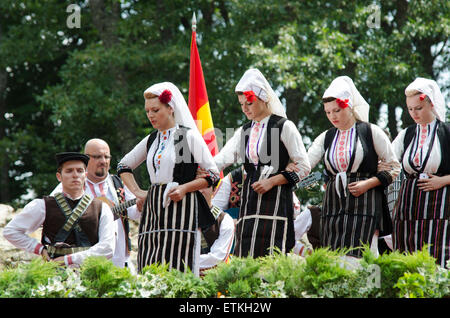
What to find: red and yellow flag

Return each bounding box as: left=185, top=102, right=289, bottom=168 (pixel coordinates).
left=188, top=21, right=220, bottom=160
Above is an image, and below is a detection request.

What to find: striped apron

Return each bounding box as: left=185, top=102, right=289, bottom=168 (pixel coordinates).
left=321, top=172, right=384, bottom=258
left=137, top=184, right=199, bottom=273
left=393, top=175, right=450, bottom=267
left=234, top=167, right=295, bottom=258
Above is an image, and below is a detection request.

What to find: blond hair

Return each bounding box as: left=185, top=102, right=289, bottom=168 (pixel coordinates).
left=405, top=90, right=432, bottom=104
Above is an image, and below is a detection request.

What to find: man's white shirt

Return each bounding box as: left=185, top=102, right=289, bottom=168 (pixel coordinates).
left=3, top=193, right=115, bottom=266
left=50, top=174, right=140, bottom=270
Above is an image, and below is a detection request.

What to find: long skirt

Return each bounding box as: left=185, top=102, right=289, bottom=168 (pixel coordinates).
left=393, top=176, right=450, bottom=267
left=137, top=184, right=199, bottom=274
left=234, top=169, right=295, bottom=258
left=321, top=172, right=389, bottom=258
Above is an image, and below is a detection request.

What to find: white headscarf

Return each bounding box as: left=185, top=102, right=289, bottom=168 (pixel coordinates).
left=144, top=82, right=198, bottom=132
left=235, top=68, right=287, bottom=118
left=143, top=82, right=219, bottom=174
left=405, top=77, right=447, bottom=121
left=323, top=76, right=370, bottom=122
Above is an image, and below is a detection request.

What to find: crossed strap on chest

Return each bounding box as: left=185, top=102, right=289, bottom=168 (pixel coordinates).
left=53, top=192, right=93, bottom=244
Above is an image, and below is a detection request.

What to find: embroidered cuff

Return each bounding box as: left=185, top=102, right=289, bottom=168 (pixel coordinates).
left=375, top=171, right=393, bottom=188
left=34, top=243, right=44, bottom=255
left=204, top=170, right=220, bottom=188
left=117, top=163, right=133, bottom=176
left=65, top=255, right=73, bottom=266
left=281, top=170, right=300, bottom=186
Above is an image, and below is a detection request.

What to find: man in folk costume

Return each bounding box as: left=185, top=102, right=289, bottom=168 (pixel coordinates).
left=117, top=82, right=219, bottom=276
left=4, top=152, right=115, bottom=266
left=391, top=78, right=450, bottom=267
left=292, top=205, right=322, bottom=256
left=307, top=76, right=401, bottom=258
left=51, top=139, right=140, bottom=272
left=214, top=68, right=311, bottom=258
left=211, top=166, right=246, bottom=221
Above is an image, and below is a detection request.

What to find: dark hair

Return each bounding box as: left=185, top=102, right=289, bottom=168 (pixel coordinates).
left=322, top=97, right=336, bottom=103
left=57, top=161, right=87, bottom=174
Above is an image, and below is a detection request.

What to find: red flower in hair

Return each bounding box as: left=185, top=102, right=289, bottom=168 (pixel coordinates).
left=243, top=90, right=257, bottom=103
left=419, top=93, right=426, bottom=101
left=159, top=89, right=172, bottom=104
left=336, top=98, right=349, bottom=109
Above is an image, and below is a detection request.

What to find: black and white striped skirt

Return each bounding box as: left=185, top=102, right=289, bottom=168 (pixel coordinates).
left=235, top=171, right=295, bottom=258
left=321, top=172, right=388, bottom=258
left=393, top=176, right=450, bottom=267
left=137, top=184, right=199, bottom=274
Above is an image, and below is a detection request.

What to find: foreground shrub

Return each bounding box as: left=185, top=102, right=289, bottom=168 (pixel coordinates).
left=257, top=252, right=305, bottom=297
left=79, top=256, right=135, bottom=297
left=294, top=247, right=366, bottom=298
left=360, top=247, right=439, bottom=298
left=0, top=258, right=61, bottom=297
left=203, top=256, right=262, bottom=298
left=395, top=266, right=450, bottom=298
left=1, top=248, right=448, bottom=298
left=141, top=263, right=214, bottom=298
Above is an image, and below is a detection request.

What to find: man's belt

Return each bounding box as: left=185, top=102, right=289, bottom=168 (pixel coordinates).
left=47, top=245, right=89, bottom=256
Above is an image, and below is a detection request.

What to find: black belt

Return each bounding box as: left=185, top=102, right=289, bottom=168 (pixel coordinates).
left=406, top=172, right=446, bottom=179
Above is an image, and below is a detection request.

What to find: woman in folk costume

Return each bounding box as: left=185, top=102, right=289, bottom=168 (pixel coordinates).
left=307, top=76, right=401, bottom=258
left=214, top=68, right=311, bottom=258
left=391, top=78, right=450, bottom=267
left=117, top=82, right=219, bottom=275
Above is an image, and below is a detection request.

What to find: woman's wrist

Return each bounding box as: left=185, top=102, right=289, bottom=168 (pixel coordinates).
left=365, top=177, right=381, bottom=190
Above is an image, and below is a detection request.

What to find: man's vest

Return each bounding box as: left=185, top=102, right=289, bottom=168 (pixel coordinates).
left=42, top=194, right=102, bottom=257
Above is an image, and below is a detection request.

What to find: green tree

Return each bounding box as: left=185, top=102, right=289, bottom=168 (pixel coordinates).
left=0, top=0, right=95, bottom=203
left=2, top=0, right=449, bottom=206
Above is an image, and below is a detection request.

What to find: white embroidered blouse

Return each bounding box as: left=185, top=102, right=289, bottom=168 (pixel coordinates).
left=118, top=124, right=219, bottom=184
left=307, top=123, right=401, bottom=179
left=214, top=115, right=311, bottom=180
left=392, top=119, right=443, bottom=175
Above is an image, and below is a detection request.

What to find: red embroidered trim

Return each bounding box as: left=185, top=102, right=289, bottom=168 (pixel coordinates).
left=34, top=243, right=44, bottom=255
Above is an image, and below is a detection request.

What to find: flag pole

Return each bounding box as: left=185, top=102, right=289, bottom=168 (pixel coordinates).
left=192, top=12, right=197, bottom=32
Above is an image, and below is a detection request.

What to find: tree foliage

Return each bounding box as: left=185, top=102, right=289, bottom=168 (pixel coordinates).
left=1, top=0, right=448, bottom=205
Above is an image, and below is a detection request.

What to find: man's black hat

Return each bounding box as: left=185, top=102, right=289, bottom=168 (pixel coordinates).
left=55, top=152, right=90, bottom=168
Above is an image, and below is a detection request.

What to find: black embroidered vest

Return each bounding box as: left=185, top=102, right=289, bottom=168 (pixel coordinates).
left=241, top=114, right=290, bottom=174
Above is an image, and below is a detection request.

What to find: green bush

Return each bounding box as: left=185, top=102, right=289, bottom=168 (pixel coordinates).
left=360, top=246, right=439, bottom=298
left=0, top=249, right=448, bottom=298
left=395, top=267, right=450, bottom=298
left=258, top=252, right=304, bottom=297
left=294, top=247, right=364, bottom=298
left=146, top=264, right=214, bottom=298
left=79, top=256, right=135, bottom=297
left=203, top=256, right=262, bottom=298
left=0, top=258, right=61, bottom=298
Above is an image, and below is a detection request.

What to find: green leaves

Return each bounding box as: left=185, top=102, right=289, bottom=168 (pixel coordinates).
left=1, top=0, right=449, bottom=204
left=79, top=256, right=135, bottom=297
left=0, top=258, right=61, bottom=298
left=360, top=246, right=440, bottom=297
left=0, top=248, right=448, bottom=298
